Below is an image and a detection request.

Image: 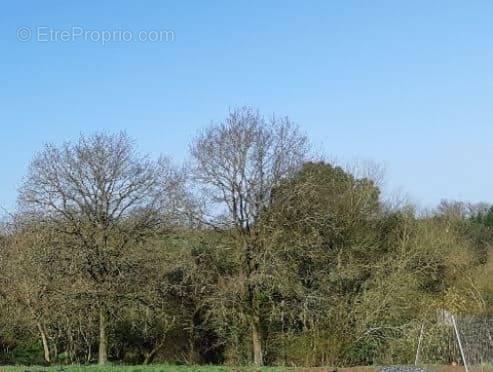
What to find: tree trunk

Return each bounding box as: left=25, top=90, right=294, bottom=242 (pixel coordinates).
left=251, top=316, right=263, bottom=366
left=98, top=306, right=108, bottom=365
left=143, top=348, right=157, bottom=365
left=245, top=239, right=263, bottom=366
left=36, top=321, right=51, bottom=364
left=67, top=326, right=74, bottom=362
left=53, top=342, right=58, bottom=361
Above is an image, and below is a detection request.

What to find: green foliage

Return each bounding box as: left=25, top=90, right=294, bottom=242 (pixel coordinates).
left=1, top=133, right=491, bottom=368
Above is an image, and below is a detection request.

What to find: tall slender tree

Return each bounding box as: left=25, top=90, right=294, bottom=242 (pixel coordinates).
left=189, top=107, right=310, bottom=365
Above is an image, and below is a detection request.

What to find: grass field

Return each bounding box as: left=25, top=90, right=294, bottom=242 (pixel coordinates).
left=0, top=365, right=486, bottom=372
left=0, top=365, right=293, bottom=372
left=1, top=366, right=229, bottom=372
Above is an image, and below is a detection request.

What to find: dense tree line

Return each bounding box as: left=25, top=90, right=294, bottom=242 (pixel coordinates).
left=0, top=107, right=492, bottom=367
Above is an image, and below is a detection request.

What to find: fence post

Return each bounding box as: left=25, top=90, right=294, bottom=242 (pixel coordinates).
left=452, top=314, right=469, bottom=372
left=415, top=323, right=425, bottom=366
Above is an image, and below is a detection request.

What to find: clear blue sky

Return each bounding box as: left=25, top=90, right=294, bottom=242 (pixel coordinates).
left=1, top=1, right=493, bottom=212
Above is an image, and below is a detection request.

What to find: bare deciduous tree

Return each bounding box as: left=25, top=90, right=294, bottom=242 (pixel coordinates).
left=0, top=222, right=62, bottom=364
left=189, top=107, right=309, bottom=365
left=19, top=132, right=180, bottom=365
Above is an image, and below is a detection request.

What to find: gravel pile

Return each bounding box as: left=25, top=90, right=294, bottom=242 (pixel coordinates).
left=379, top=366, right=428, bottom=372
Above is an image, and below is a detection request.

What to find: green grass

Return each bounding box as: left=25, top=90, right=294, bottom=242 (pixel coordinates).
left=0, top=365, right=292, bottom=372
